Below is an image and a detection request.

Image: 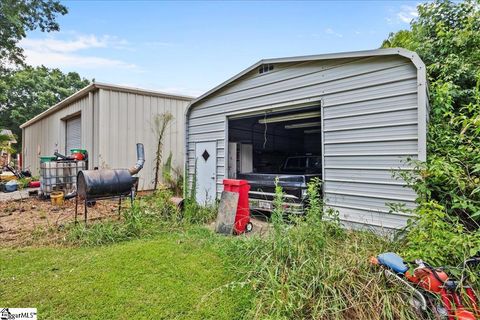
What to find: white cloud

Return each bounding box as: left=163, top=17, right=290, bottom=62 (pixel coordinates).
left=397, top=5, right=418, bottom=23
left=22, top=49, right=137, bottom=70
left=21, top=35, right=106, bottom=53
left=324, top=28, right=343, bottom=38
left=19, top=33, right=136, bottom=70
left=387, top=4, right=419, bottom=25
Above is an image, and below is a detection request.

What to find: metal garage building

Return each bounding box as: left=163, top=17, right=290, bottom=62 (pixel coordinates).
left=21, top=83, right=193, bottom=190
left=185, top=48, right=428, bottom=230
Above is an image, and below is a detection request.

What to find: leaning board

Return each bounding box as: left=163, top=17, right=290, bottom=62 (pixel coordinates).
left=215, top=191, right=239, bottom=235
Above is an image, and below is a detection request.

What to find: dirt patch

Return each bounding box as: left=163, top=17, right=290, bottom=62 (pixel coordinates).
left=208, top=214, right=271, bottom=237
left=0, top=197, right=125, bottom=247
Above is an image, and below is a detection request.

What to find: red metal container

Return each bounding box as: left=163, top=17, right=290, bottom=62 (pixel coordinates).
left=223, top=179, right=253, bottom=234
left=28, top=181, right=40, bottom=188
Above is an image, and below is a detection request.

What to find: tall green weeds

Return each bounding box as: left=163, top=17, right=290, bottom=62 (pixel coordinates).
left=67, top=188, right=216, bottom=246
left=222, top=178, right=417, bottom=319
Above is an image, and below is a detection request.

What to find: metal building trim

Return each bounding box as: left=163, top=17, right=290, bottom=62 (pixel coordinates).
left=186, top=48, right=427, bottom=111
left=21, top=82, right=194, bottom=128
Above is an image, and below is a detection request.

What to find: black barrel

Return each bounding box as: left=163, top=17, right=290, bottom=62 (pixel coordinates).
left=77, top=169, right=134, bottom=199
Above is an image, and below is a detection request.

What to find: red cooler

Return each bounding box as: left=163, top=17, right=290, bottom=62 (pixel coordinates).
left=223, top=179, right=253, bottom=234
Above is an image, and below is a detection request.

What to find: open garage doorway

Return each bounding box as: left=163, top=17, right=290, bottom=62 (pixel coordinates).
left=227, top=105, right=322, bottom=214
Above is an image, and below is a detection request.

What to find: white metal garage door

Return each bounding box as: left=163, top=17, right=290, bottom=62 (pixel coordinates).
left=66, top=116, right=81, bottom=153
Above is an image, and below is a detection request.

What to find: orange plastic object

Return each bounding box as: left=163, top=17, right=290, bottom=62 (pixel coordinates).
left=406, top=267, right=449, bottom=293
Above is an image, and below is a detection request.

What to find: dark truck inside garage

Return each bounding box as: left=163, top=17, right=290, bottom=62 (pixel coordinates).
left=228, top=105, right=322, bottom=214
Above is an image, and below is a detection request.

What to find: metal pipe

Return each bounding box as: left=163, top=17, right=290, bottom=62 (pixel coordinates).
left=128, top=143, right=145, bottom=175
left=64, top=190, right=77, bottom=200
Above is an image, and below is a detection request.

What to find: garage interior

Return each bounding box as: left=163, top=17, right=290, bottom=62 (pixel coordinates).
left=227, top=105, right=322, bottom=177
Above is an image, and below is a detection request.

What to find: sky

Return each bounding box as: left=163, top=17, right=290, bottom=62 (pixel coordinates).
left=21, top=1, right=419, bottom=97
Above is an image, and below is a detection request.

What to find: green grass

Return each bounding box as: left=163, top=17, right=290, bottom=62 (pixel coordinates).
left=0, top=228, right=252, bottom=320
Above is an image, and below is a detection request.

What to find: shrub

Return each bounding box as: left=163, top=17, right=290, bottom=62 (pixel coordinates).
left=401, top=200, right=480, bottom=266
left=383, top=0, right=480, bottom=264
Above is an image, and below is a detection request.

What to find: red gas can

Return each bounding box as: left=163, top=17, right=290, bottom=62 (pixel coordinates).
left=223, top=179, right=253, bottom=234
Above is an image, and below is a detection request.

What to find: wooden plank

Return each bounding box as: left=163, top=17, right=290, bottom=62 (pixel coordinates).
left=215, top=191, right=238, bottom=235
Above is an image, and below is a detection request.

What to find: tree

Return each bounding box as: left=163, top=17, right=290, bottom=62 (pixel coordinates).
left=382, top=0, right=480, bottom=106
left=0, top=66, right=90, bottom=145
left=0, top=132, right=15, bottom=154
left=152, top=112, right=173, bottom=190
left=383, top=0, right=480, bottom=224
left=382, top=0, right=480, bottom=264
left=0, top=0, right=67, bottom=73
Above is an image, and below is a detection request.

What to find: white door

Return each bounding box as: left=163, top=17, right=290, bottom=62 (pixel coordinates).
left=228, top=142, right=237, bottom=178
left=195, top=141, right=217, bottom=205
left=66, top=116, right=81, bottom=154
left=239, top=143, right=253, bottom=173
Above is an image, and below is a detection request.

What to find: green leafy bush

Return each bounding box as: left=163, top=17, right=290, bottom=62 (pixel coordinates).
left=401, top=200, right=480, bottom=266
left=383, top=0, right=480, bottom=264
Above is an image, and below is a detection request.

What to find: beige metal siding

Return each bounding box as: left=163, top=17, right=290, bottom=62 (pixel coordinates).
left=22, top=94, right=94, bottom=176
left=22, top=86, right=190, bottom=191
left=97, top=89, right=188, bottom=190
left=186, top=55, right=426, bottom=230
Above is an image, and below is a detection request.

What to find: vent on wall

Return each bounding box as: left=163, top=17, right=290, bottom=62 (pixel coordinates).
left=258, top=64, right=274, bottom=74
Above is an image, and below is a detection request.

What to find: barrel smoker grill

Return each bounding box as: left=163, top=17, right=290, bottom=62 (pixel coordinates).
left=75, top=143, right=145, bottom=223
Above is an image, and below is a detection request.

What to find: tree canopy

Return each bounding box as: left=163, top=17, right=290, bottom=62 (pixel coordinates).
left=0, top=66, right=90, bottom=146
left=0, top=0, right=67, bottom=73
left=383, top=0, right=480, bottom=263
left=383, top=0, right=480, bottom=106
left=0, top=1, right=89, bottom=149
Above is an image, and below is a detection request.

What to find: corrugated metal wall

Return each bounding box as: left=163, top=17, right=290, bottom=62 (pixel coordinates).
left=22, top=87, right=190, bottom=191
left=97, top=88, right=189, bottom=190
left=186, top=54, right=425, bottom=229
left=22, top=94, right=93, bottom=176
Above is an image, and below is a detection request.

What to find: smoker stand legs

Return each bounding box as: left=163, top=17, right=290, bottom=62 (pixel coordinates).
left=74, top=195, right=128, bottom=225
left=75, top=195, right=78, bottom=224
left=74, top=195, right=88, bottom=225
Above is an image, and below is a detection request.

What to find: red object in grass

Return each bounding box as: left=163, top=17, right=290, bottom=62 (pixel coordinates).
left=223, top=179, right=252, bottom=234
left=28, top=181, right=40, bottom=188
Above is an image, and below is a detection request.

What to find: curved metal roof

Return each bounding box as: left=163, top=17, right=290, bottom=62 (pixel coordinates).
left=187, top=48, right=426, bottom=110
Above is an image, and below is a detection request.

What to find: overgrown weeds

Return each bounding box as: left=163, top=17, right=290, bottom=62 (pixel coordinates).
left=67, top=188, right=217, bottom=246
left=221, top=178, right=417, bottom=319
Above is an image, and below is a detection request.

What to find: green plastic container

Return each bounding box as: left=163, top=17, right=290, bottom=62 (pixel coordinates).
left=40, top=156, right=56, bottom=163
left=70, top=149, right=87, bottom=155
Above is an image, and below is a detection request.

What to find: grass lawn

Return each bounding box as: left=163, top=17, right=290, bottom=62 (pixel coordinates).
left=0, top=228, right=251, bottom=319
